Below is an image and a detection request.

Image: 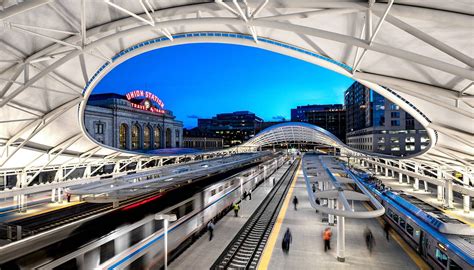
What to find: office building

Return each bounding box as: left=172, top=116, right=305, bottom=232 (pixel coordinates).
left=291, top=104, right=346, bottom=142
left=344, top=82, right=428, bottom=156
left=197, top=111, right=263, bottom=147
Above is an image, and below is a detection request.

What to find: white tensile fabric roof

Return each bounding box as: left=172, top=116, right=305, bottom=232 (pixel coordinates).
left=0, top=1, right=472, bottom=178
left=243, top=122, right=346, bottom=150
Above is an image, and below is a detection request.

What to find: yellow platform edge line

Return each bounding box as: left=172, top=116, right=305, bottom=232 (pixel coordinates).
left=363, top=202, right=430, bottom=270
left=257, top=161, right=301, bottom=270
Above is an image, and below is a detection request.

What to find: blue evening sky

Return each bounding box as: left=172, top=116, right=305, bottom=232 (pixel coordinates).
left=92, top=43, right=354, bottom=128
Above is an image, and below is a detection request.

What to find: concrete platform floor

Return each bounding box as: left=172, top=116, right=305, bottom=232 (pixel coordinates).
left=259, top=168, right=423, bottom=270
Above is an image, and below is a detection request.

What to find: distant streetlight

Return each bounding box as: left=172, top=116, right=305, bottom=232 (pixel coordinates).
left=155, top=214, right=177, bottom=270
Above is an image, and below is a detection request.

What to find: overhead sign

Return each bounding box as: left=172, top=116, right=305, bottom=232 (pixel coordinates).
left=125, top=90, right=165, bottom=114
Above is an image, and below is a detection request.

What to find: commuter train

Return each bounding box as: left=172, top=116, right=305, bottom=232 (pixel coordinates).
left=348, top=169, right=474, bottom=270
left=19, top=155, right=289, bottom=269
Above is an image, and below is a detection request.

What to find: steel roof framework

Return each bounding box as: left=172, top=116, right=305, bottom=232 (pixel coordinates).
left=0, top=0, right=472, bottom=189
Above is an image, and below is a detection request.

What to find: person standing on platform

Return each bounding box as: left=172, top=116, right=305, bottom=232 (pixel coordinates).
left=66, top=193, right=71, bottom=203
left=233, top=203, right=240, bottom=217
left=293, top=196, right=299, bottom=210
left=281, top=228, right=292, bottom=254
left=384, top=222, right=390, bottom=242
left=323, top=227, right=332, bottom=252
left=312, top=183, right=316, bottom=193
left=248, top=189, right=252, bottom=200
left=243, top=190, right=248, bottom=200
left=207, top=220, right=215, bottom=241
left=315, top=198, right=321, bottom=213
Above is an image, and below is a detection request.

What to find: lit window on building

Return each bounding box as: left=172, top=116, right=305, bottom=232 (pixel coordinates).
left=421, top=136, right=430, bottom=143
left=390, top=104, right=400, bottom=110
left=405, top=137, right=415, bottom=143
left=391, top=146, right=400, bottom=151
left=95, top=123, right=104, bottom=134
left=390, top=137, right=400, bottom=143
left=131, top=124, right=140, bottom=150
left=405, top=145, right=415, bottom=151
left=119, top=123, right=128, bottom=149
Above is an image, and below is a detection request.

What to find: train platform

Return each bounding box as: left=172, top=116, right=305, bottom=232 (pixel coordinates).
left=0, top=191, right=80, bottom=223
left=375, top=175, right=474, bottom=226
left=257, top=167, right=426, bottom=270
left=352, top=163, right=474, bottom=225
left=170, top=163, right=291, bottom=270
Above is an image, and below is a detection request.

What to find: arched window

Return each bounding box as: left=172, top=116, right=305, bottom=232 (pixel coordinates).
left=144, top=125, right=152, bottom=149
left=131, top=124, right=141, bottom=150
left=119, top=123, right=128, bottom=149
left=175, top=129, right=180, bottom=148
left=165, top=128, right=172, bottom=148
left=154, top=127, right=161, bottom=149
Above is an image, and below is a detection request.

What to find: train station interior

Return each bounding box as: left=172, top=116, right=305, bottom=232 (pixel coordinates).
left=0, top=1, right=473, bottom=269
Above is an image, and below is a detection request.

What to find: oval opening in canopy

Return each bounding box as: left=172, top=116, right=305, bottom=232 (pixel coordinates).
left=84, top=42, right=428, bottom=158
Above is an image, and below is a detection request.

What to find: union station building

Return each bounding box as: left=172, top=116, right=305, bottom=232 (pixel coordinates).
left=84, top=92, right=183, bottom=151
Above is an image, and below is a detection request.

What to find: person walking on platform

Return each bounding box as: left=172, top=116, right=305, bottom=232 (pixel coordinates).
left=384, top=222, right=390, bottom=242
left=248, top=189, right=252, bottom=200
left=315, top=198, right=321, bottom=213
left=312, top=183, right=316, bottom=193
left=323, top=227, right=332, bottom=252
left=364, top=226, right=375, bottom=254
left=243, top=190, right=248, bottom=200
left=293, top=196, right=299, bottom=211
left=233, top=203, right=240, bottom=217
left=207, top=220, right=215, bottom=241
left=281, top=228, right=292, bottom=254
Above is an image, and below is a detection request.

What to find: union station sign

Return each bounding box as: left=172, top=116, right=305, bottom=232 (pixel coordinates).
left=125, top=90, right=165, bottom=114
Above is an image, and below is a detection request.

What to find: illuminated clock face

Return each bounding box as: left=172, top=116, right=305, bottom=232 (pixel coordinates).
left=144, top=99, right=152, bottom=110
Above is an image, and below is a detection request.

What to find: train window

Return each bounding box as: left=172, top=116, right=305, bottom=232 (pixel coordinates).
left=230, top=180, right=235, bottom=186
left=100, top=240, right=115, bottom=263
left=130, top=226, right=144, bottom=246
left=399, top=218, right=406, bottom=229
left=211, top=189, right=216, bottom=196
left=406, top=224, right=414, bottom=236
left=435, top=248, right=448, bottom=266
left=449, top=259, right=463, bottom=270
left=392, top=213, right=399, bottom=223
left=153, top=219, right=164, bottom=232
left=53, top=258, right=77, bottom=270
left=219, top=186, right=223, bottom=192
left=387, top=209, right=393, bottom=218
left=126, top=254, right=145, bottom=270
left=184, top=201, right=194, bottom=215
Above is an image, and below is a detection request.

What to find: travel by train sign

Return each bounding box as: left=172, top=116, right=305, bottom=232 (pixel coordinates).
left=125, top=90, right=165, bottom=114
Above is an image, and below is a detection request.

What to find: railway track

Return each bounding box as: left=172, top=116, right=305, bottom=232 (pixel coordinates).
left=212, top=159, right=300, bottom=270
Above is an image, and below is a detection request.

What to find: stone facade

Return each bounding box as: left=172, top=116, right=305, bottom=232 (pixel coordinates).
left=84, top=93, right=183, bottom=151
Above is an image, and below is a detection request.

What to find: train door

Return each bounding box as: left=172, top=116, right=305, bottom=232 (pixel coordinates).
left=418, top=230, right=428, bottom=259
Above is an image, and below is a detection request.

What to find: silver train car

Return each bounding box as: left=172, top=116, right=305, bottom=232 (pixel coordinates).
left=30, top=155, right=288, bottom=270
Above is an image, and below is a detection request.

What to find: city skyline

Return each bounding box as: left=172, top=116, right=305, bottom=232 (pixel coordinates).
left=93, top=43, right=354, bottom=128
